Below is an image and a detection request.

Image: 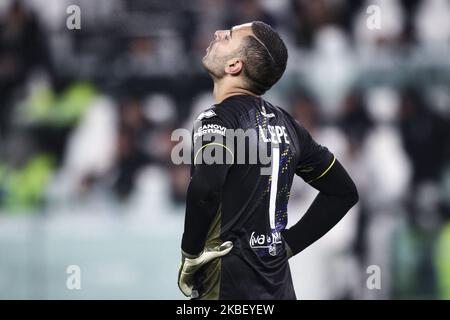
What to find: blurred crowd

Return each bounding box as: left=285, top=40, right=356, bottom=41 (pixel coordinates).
left=1, top=0, right=450, bottom=299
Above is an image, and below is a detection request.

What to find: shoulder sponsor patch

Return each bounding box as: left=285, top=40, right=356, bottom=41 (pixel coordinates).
left=196, top=109, right=217, bottom=120
left=193, top=123, right=227, bottom=143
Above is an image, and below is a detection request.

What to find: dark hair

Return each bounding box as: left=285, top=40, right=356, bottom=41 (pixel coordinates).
left=240, top=21, right=288, bottom=95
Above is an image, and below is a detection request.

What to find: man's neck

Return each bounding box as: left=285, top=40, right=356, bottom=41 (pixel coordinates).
left=212, top=78, right=258, bottom=103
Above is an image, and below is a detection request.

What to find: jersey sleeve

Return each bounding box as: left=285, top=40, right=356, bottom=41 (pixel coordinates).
left=294, top=121, right=335, bottom=184
left=181, top=108, right=234, bottom=255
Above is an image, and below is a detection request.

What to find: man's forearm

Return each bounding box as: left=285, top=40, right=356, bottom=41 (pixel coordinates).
left=282, top=159, right=359, bottom=256
left=181, top=179, right=221, bottom=256
left=181, top=164, right=229, bottom=256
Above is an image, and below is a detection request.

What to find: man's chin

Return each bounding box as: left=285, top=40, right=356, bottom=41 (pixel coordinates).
left=201, top=59, right=213, bottom=75
left=201, top=59, right=223, bottom=80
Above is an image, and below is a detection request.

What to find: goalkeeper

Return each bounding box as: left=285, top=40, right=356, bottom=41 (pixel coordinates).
left=178, top=21, right=358, bottom=299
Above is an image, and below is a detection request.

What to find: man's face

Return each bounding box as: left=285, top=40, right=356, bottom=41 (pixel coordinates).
left=202, top=23, right=254, bottom=79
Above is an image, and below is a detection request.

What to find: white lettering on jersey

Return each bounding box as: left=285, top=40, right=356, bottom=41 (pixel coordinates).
left=259, top=125, right=290, bottom=144
left=193, top=123, right=227, bottom=142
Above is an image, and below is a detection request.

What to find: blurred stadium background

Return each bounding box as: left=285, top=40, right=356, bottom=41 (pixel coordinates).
left=0, top=0, right=449, bottom=299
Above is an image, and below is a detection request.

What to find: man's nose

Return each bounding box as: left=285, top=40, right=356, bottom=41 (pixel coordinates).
left=214, top=30, right=225, bottom=40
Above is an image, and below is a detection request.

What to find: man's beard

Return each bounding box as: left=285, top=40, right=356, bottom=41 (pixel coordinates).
left=202, top=55, right=226, bottom=80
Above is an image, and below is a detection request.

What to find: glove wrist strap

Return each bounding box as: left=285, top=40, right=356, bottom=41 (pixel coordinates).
left=181, top=249, right=201, bottom=259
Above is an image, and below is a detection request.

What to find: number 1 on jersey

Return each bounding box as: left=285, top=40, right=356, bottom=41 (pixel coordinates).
left=269, top=146, right=280, bottom=230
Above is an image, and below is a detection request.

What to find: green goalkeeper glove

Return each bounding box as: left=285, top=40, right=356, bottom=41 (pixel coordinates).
left=178, top=241, right=233, bottom=298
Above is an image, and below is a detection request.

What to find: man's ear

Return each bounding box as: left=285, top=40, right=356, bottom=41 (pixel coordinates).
left=224, top=59, right=243, bottom=75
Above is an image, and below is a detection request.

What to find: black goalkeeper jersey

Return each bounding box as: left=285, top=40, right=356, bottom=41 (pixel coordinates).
left=187, top=95, right=335, bottom=300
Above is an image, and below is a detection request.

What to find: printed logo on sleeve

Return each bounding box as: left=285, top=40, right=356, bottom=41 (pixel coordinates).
left=196, top=109, right=217, bottom=120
